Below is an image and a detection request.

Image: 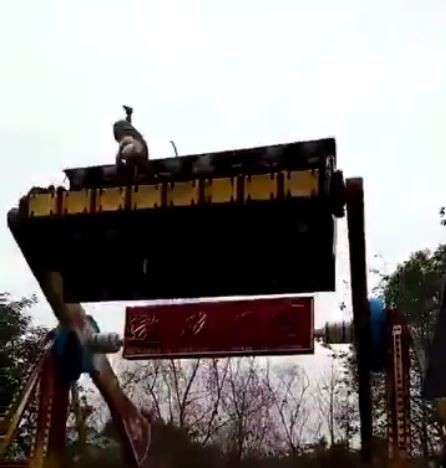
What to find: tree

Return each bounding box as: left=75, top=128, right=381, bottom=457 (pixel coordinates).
left=379, top=245, right=446, bottom=458
left=191, top=358, right=230, bottom=445
left=265, top=363, right=311, bottom=456
left=118, top=356, right=231, bottom=447
left=381, top=248, right=446, bottom=363
left=0, top=292, right=48, bottom=409
left=314, top=350, right=362, bottom=449
left=0, top=292, right=48, bottom=459
left=218, top=358, right=275, bottom=460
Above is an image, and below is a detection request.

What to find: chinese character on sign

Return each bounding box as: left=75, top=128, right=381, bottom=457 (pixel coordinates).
left=128, top=312, right=160, bottom=344
left=181, top=311, right=207, bottom=340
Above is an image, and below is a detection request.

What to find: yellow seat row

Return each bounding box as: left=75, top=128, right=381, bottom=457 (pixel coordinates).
left=27, top=170, right=319, bottom=218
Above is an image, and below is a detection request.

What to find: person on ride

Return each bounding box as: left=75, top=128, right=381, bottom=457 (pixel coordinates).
left=113, top=119, right=149, bottom=169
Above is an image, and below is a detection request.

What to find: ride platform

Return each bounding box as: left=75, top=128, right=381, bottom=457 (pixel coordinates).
left=8, top=137, right=345, bottom=303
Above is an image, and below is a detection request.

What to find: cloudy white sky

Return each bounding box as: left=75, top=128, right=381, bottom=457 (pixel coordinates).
left=0, top=0, right=445, bottom=351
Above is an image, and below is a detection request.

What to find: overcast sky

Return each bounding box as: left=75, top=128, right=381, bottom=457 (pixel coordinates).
left=0, top=0, right=445, bottom=347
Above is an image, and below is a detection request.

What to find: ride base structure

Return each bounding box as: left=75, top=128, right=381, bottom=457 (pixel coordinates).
left=0, top=131, right=431, bottom=467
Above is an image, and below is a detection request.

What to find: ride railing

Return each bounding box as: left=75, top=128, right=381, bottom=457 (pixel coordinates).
left=23, top=169, right=321, bottom=218
left=0, top=334, right=55, bottom=459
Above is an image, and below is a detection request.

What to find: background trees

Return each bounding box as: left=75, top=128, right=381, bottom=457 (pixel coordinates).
left=0, top=292, right=48, bottom=459
left=4, top=243, right=446, bottom=465
left=379, top=244, right=446, bottom=458
left=0, top=293, right=47, bottom=410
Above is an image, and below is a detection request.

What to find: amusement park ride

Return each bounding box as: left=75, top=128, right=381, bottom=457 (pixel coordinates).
left=0, top=106, right=443, bottom=467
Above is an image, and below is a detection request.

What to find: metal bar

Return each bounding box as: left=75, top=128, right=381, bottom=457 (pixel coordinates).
left=386, top=310, right=411, bottom=466
left=0, top=337, right=54, bottom=459
left=346, top=177, right=373, bottom=464
left=29, top=355, right=55, bottom=468
left=29, top=355, right=70, bottom=468
left=38, top=271, right=151, bottom=468
left=45, top=358, right=70, bottom=468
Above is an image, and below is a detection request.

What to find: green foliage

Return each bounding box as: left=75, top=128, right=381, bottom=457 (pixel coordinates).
left=327, top=244, right=446, bottom=456
left=378, top=244, right=446, bottom=457
left=0, top=293, right=47, bottom=407
left=379, top=244, right=446, bottom=391
left=0, top=292, right=48, bottom=459
left=6, top=237, right=446, bottom=464
left=380, top=246, right=446, bottom=344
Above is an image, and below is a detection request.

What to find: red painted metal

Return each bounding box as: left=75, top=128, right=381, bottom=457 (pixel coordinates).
left=92, top=363, right=151, bottom=467
left=387, top=309, right=411, bottom=462
left=1, top=335, right=151, bottom=468
left=29, top=355, right=54, bottom=467
left=123, top=297, right=314, bottom=359
left=28, top=353, right=70, bottom=468
left=46, top=358, right=70, bottom=467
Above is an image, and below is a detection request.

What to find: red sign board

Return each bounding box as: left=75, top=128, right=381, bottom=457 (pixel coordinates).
left=123, top=297, right=314, bottom=359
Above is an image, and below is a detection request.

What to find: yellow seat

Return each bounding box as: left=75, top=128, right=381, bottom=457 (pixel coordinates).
left=61, top=190, right=92, bottom=215
left=167, top=180, right=198, bottom=207
left=244, top=174, right=278, bottom=201
left=204, top=178, right=236, bottom=203
left=131, top=185, right=162, bottom=210
left=96, top=187, right=126, bottom=212
left=28, top=192, right=58, bottom=217
left=284, top=170, right=319, bottom=198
